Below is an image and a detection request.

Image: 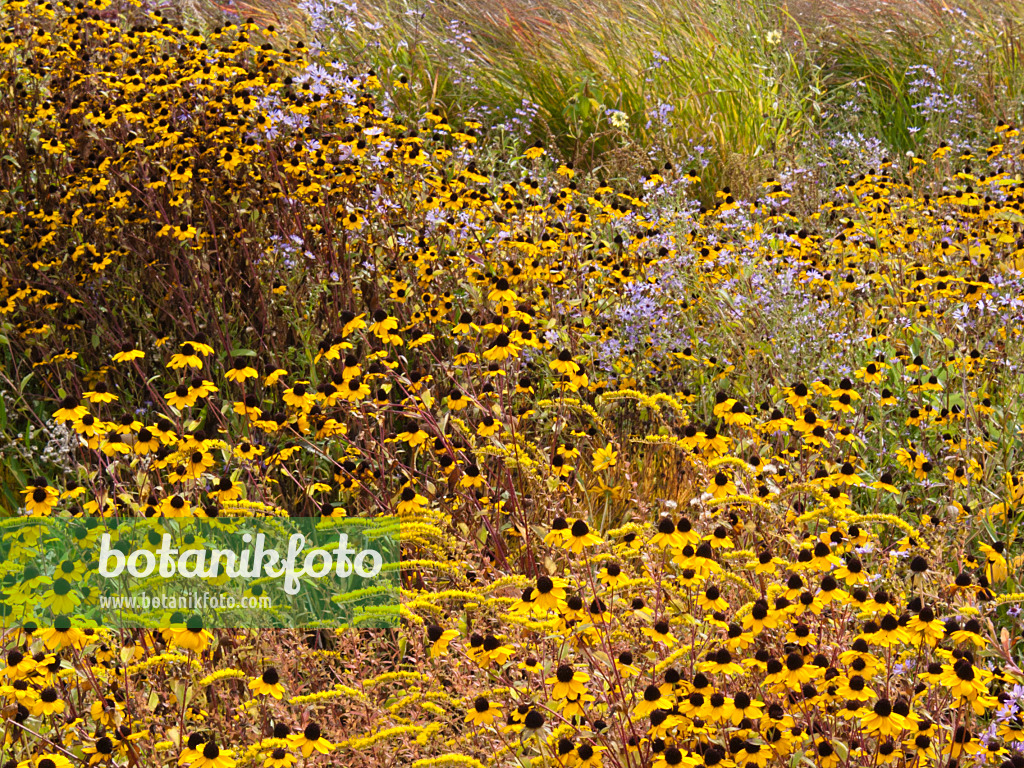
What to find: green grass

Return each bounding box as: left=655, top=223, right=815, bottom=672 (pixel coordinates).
left=177, top=0, right=1024, bottom=195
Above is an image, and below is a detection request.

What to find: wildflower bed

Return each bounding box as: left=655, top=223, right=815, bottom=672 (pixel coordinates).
left=0, top=0, right=1023, bottom=767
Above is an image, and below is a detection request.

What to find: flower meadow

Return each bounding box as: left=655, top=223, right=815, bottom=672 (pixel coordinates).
left=2, top=0, right=1024, bottom=766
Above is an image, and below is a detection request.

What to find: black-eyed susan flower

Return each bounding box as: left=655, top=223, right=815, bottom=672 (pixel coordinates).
left=549, top=349, right=579, bottom=377
left=633, top=684, right=665, bottom=719
left=282, top=381, right=314, bottom=410
left=543, top=517, right=571, bottom=546
left=859, top=698, right=908, bottom=739
left=592, top=443, right=617, bottom=471
left=561, top=519, right=602, bottom=554
left=653, top=747, right=700, bottom=768
left=168, top=342, right=206, bottom=370
left=132, top=426, right=161, bottom=455
left=30, top=685, right=65, bottom=716
left=704, top=473, right=737, bottom=501
left=184, top=450, right=215, bottom=479
left=38, top=615, right=88, bottom=651
left=82, top=382, right=118, bottom=405
left=396, top=485, right=429, bottom=515
left=165, top=383, right=199, bottom=410
left=287, top=723, right=333, bottom=757
left=482, top=332, right=518, bottom=362
left=111, top=342, right=145, bottom=363
left=597, top=562, right=627, bottom=589
left=487, top=277, right=517, bottom=304
left=614, top=650, right=640, bottom=678
left=264, top=367, right=288, bottom=386
left=22, top=755, right=73, bottom=768
left=546, top=664, right=589, bottom=700
left=476, top=417, right=500, bottom=438
left=53, top=396, right=88, bottom=423
left=41, top=576, right=80, bottom=614
left=23, top=481, right=59, bottom=514
left=641, top=620, right=680, bottom=647
left=530, top=575, right=567, bottom=612
left=225, top=357, right=258, bottom=383
left=262, top=747, right=297, bottom=768
left=979, top=540, right=1009, bottom=583
left=906, top=604, right=945, bottom=647
left=476, top=634, right=514, bottom=667
left=84, top=735, right=117, bottom=765
left=426, top=625, right=459, bottom=657
left=465, top=696, right=501, bottom=727
left=368, top=308, right=400, bottom=342
left=190, top=740, right=236, bottom=768
left=650, top=516, right=683, bottom=549
left=524, top=140, right=545, bottom=159
left=169, top=616, right=213, bottom=653
left=249, top=667, right=285, bottom=698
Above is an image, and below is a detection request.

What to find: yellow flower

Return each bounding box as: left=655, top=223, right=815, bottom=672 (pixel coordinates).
left=263, top=748, right=297, bottom=768
left=30, top=686, right=65, bottom=716
left=168, top=343, right=205, bottom=370
left=397, top=428, right=431, bottom=448
left=979, top=541, right=1009, bottom=583
left=368, top=309, right=400, bottom=341
left=83, top=382, right=118, bottom=403
left=225, top=358, right=258, bottom=383
left=53, top=396, right=88, bottom=422
left=42, top=577, right=80, bottom=614
left=159, top=223, right=199, bottom=241
left=465, top=697, right=501, bottom=726
left=524, top=142, right=545, bottom=159
left=23, top=482, right=59, bottom=514
left=169, top=619, right=214, bottom=653
left=396, top=486, right=429, bottom=515
left=592, top=443, right=617, bottom=471
left=550, top=349, right=580, bottom=376
left=641, top=620, right=680, bottom=647
left=264, top=368, right=288, bottom=386
left=860, top=699, right=908, bottom=738
left=283, top=382, right=314, bottom=411
left=482, top=333, right=519, bottom=362
left=249, top=668, right=285, bottom=698
left=288, top=724, right=334, bottom=757
left=340, top=210, right=364, bottom=230
left=546, top=664, right=589, bottom=700
left=341, top=312, right=367, bottom=336
left=190, top=742, right=237, bottom=768
left=426, top=625, right=459, bottom=657
left=561, top=520, right=602, bottom=553
left=38, top=618, right=89, bottom=651
left=109, top=340, right=144, bottom=363
left=23, top=755, right=72, bottom=768
left=487, top=277, right=518, bottom=304
left=477, top=417, right=501, bottom=437
left=706, top=471, right=737, bottom=499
